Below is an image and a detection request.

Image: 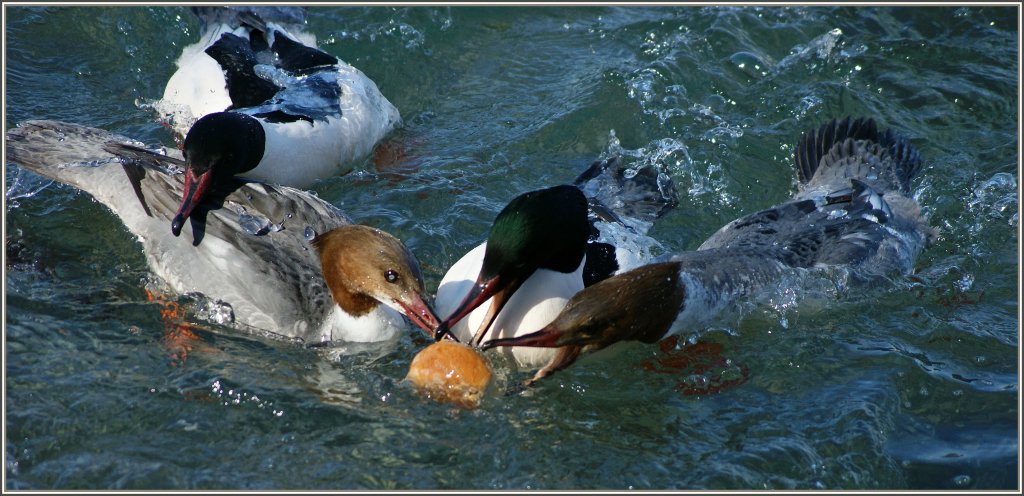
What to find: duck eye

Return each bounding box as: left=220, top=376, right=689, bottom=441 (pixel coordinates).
left=384, top=269, right=399, bottom=283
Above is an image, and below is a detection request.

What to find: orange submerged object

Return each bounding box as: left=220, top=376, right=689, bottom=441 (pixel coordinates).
left=406, top=341, right=493, bottom=408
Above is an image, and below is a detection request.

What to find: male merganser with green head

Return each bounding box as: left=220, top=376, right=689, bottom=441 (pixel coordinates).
left=434, top=155, right=678, bottom=369
left=7, top=120, right=438, bottom=344
left=155, top=7, right=401, bottom=237
left=483, top=117, right=937, bottom=385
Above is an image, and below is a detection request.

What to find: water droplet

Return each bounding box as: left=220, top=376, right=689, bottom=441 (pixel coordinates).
left=254, top=64, right=298, bottom=88
left=955, top=273, right=975, bottom=291
left=239, top=212, right=270, bottom=235
left=952, top=474, right=971, bottom=487
left=197, top=298, right=235, bottom=325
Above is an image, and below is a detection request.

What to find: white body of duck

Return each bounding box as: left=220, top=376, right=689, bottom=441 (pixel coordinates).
left=6, top=120, right=438, bottom=344
left=435, top=157, right=678, bottom=370
left=158, top=7, right=315, bottom=133
left=154, top=6, right=401, bottom=188
left=435, top=242, right=587, bottom=368
left=483, top=117, right=937, bottom=385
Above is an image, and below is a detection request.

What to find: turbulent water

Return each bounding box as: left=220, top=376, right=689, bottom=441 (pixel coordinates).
left=4, top=6, right=1019, bottom=490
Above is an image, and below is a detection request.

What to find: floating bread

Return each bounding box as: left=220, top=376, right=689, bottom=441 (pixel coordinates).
left=405, top=341, right=492, bottom=409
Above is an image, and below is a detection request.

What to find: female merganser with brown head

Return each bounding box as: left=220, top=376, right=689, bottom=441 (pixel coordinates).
left=434, top=155, right=678, bottom=369
left=483, top=117, right=937, bottom=385
left=7, top=120, right=437, bottom=345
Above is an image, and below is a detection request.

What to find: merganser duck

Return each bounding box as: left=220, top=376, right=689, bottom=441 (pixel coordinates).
left=151, top=7, right=401, bottom=236
left=6, top=120, right=438, bottom=344
left=157, top=7, right=310, bottom=135
left=434, top=155, right=678, bottom=369
left=482, top=117, right=938, bottom=385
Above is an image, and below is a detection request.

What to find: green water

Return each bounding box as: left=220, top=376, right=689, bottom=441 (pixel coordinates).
left=4, top=6, right=1019, bottom=490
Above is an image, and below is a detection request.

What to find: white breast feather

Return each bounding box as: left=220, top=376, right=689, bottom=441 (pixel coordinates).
left=436, top=242, right=585, bottom=369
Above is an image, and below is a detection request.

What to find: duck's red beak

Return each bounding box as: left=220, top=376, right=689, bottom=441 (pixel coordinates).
left=399, top=292, right=443, bottom=336
left=171, top=167, right=214, bottom=236
left=434, top=273, right=524, bottom=346
left=479, top=323, right=564, bottom=350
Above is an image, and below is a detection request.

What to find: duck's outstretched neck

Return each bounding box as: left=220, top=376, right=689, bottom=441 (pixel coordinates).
left=662, top=248, right=790, bottom=327
left=484, top=117, right=934, bottom=388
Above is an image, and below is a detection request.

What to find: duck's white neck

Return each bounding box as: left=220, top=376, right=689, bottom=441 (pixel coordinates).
left=316, top=304, right=406, bottom=344
left=436, top=242, right=586, bottom=369
left=663, top=248, right=790, bottom=336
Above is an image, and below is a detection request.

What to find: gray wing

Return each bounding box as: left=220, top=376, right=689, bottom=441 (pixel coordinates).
left=699, top=179, right=925, bottom=277
left=6, top=120, right=350, bottom=340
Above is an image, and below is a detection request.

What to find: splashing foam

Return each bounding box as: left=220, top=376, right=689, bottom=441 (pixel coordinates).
left=210, top=379, right=283, bottom=416
left=967, top=172, right=1018, bottom=227
left=196, top=298, right=236, bottom=325
left=328, top=17, right=427, bottom=51
left=777, top=28, right=844, bottom=69
left=5, top=170, right=55, bottom=210
left=602, top=129, right=736, bottom=208
left=713, top=265, right=854, bottom=336
left=136, top=97, right=198, bottom=142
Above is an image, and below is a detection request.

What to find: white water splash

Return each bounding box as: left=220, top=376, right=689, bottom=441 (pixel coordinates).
left=254, top=63, right=298, bottom=88
left=210, top=379, right=282, bottom=416
left=136, top=96, right=197, bottom=142
left=5, top=171, right=54, bottom=210
left=967, top=172, right=1018, bottom=227
left=778, top=28, right=844, bottom=69
left=196, top=298, right=235, bottom=325
left=602, top=129, right=737, bottom=207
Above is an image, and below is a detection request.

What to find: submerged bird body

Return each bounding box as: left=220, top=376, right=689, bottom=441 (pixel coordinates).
left=483, top=118, right=937, bottom=384
left=6, top=120, right=438, bottom=344
left=435, top=157, right=678, bottom=369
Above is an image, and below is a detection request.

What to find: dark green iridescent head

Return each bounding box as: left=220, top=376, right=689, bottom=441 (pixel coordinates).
left=480, top=184, right=590, bottom=282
